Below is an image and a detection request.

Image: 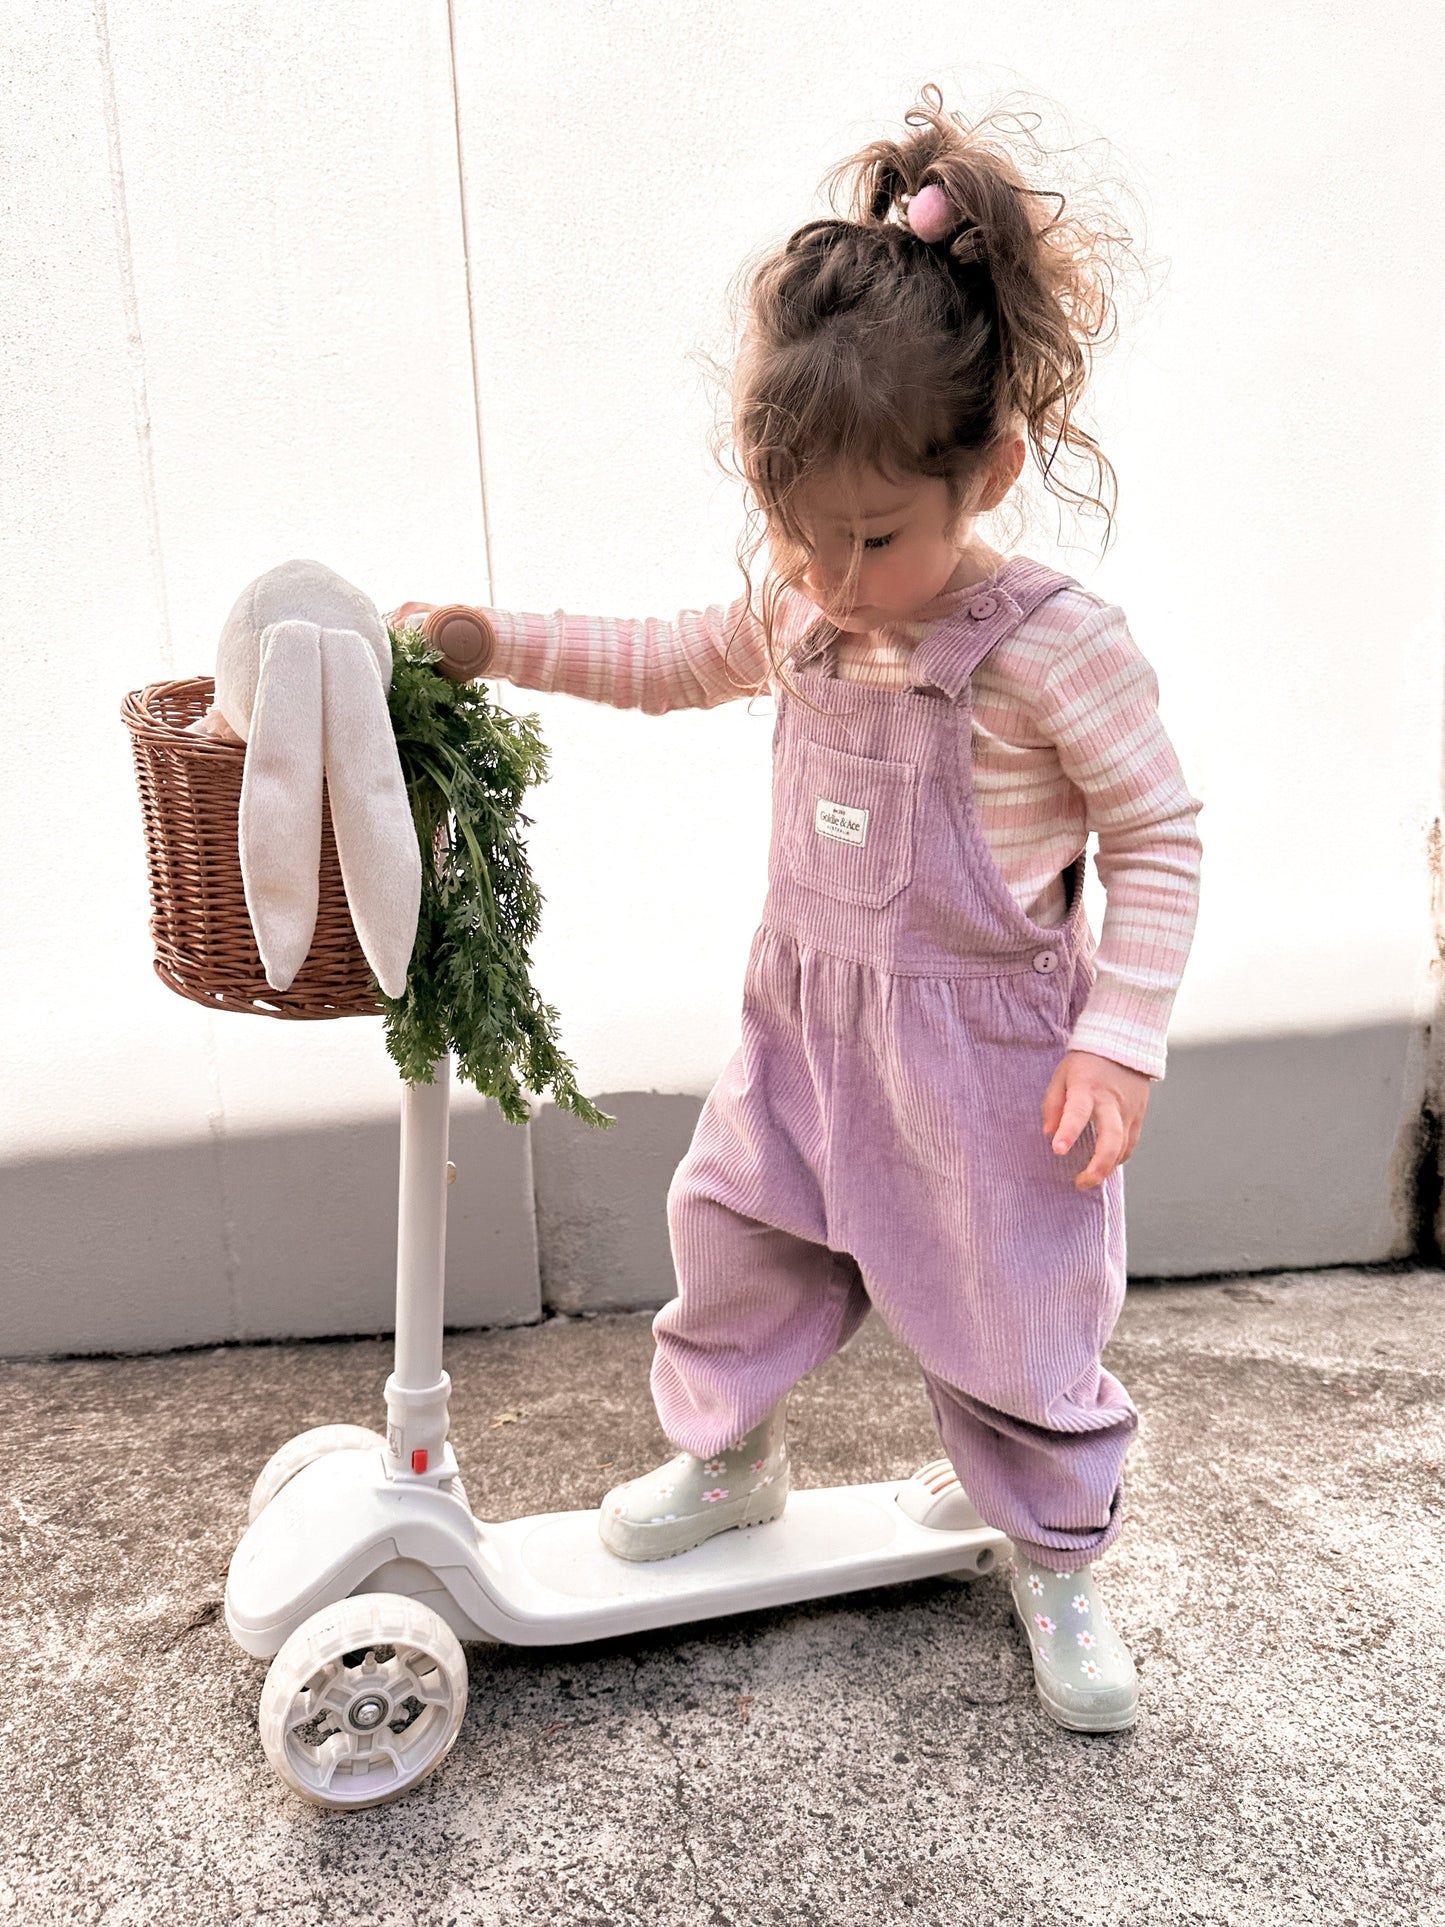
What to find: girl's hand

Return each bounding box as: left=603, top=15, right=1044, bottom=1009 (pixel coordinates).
left=1042, top=1049, right=1151, bottom=1191
left=387, top=602, right=437, bottom=631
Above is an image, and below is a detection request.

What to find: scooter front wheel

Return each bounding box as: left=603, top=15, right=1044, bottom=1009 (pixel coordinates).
left=246, top=1424, right=388, bottom=1525
left=258, top=1592, right=469, bottom=1809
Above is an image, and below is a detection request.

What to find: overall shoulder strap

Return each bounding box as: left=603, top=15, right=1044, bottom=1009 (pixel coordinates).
left=907, top=558, right=1084, bottom=700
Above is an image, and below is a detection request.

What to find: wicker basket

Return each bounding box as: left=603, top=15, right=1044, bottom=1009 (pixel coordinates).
left=121, top=676, right=383, bottom=1020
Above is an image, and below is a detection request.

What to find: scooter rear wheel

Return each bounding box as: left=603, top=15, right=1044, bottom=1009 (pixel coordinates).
left=246, top=1424, right=388, bottom=1525
left=258, top=1592, right=469, bottom=1809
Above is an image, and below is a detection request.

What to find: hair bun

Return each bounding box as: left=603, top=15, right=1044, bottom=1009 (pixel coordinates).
left=905, top=182, right=958, bottom=243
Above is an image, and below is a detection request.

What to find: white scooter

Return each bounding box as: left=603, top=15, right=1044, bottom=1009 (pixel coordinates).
left=226, top=1052, right=1005, bottom=1810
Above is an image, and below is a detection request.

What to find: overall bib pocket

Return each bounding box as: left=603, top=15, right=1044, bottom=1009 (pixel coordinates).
left=782, top=738, right=918, bottom=909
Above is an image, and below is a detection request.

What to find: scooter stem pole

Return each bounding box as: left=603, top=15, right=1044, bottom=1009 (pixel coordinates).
left=384, top=1052, right=452, bottom=1473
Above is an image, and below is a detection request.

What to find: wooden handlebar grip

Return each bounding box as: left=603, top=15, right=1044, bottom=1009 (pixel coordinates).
left=420, top=605, right=497, bottom=683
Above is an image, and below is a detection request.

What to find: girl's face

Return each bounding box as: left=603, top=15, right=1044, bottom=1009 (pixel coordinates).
left=776, top=447, right=1021, bottom=631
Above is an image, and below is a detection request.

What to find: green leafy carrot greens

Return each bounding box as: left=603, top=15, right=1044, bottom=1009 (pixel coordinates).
left=377, top=623, right=614, bottom=1131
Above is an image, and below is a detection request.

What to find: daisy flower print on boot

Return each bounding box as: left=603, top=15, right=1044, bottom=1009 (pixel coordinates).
left=597, top=1400, right=791, bottom=1562
left=1007, top=1549, right=1138, bottom=1733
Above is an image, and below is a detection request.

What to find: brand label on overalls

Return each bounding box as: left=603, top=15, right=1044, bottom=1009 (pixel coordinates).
left=815, top=796, right=869, bottom=845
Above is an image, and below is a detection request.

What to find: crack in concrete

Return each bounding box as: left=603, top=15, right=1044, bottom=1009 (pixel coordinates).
left=199, top=1012, right=243, bottom=1339
left=1418, top=816, right=1445, bottom=1262
left=632, top=1655, right=707, bottom=1917
left=442, top=0, right=496, bottom=606
left=90, top=0, right=174, bottom=674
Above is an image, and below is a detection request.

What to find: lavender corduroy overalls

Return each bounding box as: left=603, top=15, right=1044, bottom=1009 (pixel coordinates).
left=651, top=557, right=1137, bottom=1571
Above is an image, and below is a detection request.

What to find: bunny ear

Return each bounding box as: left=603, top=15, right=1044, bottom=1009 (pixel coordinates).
left=318, top=628, right=422, bottom=1000
left=237, top=620, right=324, bottom=992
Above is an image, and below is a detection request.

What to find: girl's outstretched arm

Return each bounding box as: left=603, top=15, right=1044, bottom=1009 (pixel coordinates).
left=396, top=590, right=819, bottom=714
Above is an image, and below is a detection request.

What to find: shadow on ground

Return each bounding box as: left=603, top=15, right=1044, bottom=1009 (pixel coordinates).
left=2, top=1267, right=1440, bottom=1925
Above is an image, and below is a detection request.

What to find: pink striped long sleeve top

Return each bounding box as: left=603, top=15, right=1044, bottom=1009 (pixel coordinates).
left=471, top=566, right=1204, bottom=1080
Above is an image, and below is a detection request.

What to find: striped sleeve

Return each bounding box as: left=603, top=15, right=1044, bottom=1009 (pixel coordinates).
left=1031, top=601, right=1204, bottom=1081
left=474, top=590, right=816, bottom=713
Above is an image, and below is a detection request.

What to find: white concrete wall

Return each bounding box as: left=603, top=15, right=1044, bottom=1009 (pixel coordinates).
left=4, top=2, right=1443, bottom=1355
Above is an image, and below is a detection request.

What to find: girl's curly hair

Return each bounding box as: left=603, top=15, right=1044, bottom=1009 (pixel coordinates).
left=699, top=82, right=1152, bottom=709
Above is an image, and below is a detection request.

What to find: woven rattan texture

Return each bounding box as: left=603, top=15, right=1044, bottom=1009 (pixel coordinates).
left=121, top=677, right=384, bottom=1020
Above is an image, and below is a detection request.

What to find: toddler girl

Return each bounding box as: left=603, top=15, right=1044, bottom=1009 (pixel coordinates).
left=395, top=85, right=1203, bottom=1733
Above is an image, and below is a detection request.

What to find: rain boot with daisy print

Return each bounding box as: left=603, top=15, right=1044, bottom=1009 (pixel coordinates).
left=1009, top=1549, right=1139, bottom=1733
left=597, top=1400, right=790, bottom=1561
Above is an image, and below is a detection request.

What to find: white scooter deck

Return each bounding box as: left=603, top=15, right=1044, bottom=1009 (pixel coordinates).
left=225, top=1445, right=1006, bottom=1659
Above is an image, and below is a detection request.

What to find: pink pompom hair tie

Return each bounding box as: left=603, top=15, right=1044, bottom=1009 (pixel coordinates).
left=906, top=182, right=958, bottom=243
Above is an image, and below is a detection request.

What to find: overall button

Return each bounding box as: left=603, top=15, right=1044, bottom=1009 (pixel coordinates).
left=1032, top=949, right=1060, bottom=973
left=967, top=592, right=999, bottom=620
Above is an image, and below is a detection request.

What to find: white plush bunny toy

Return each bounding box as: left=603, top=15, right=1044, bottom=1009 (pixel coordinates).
left=186, top=558, right=422, bottom=999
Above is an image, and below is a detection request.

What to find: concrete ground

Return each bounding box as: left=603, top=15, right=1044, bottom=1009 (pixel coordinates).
left=2, top=1266, right=1441, bottom=1926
